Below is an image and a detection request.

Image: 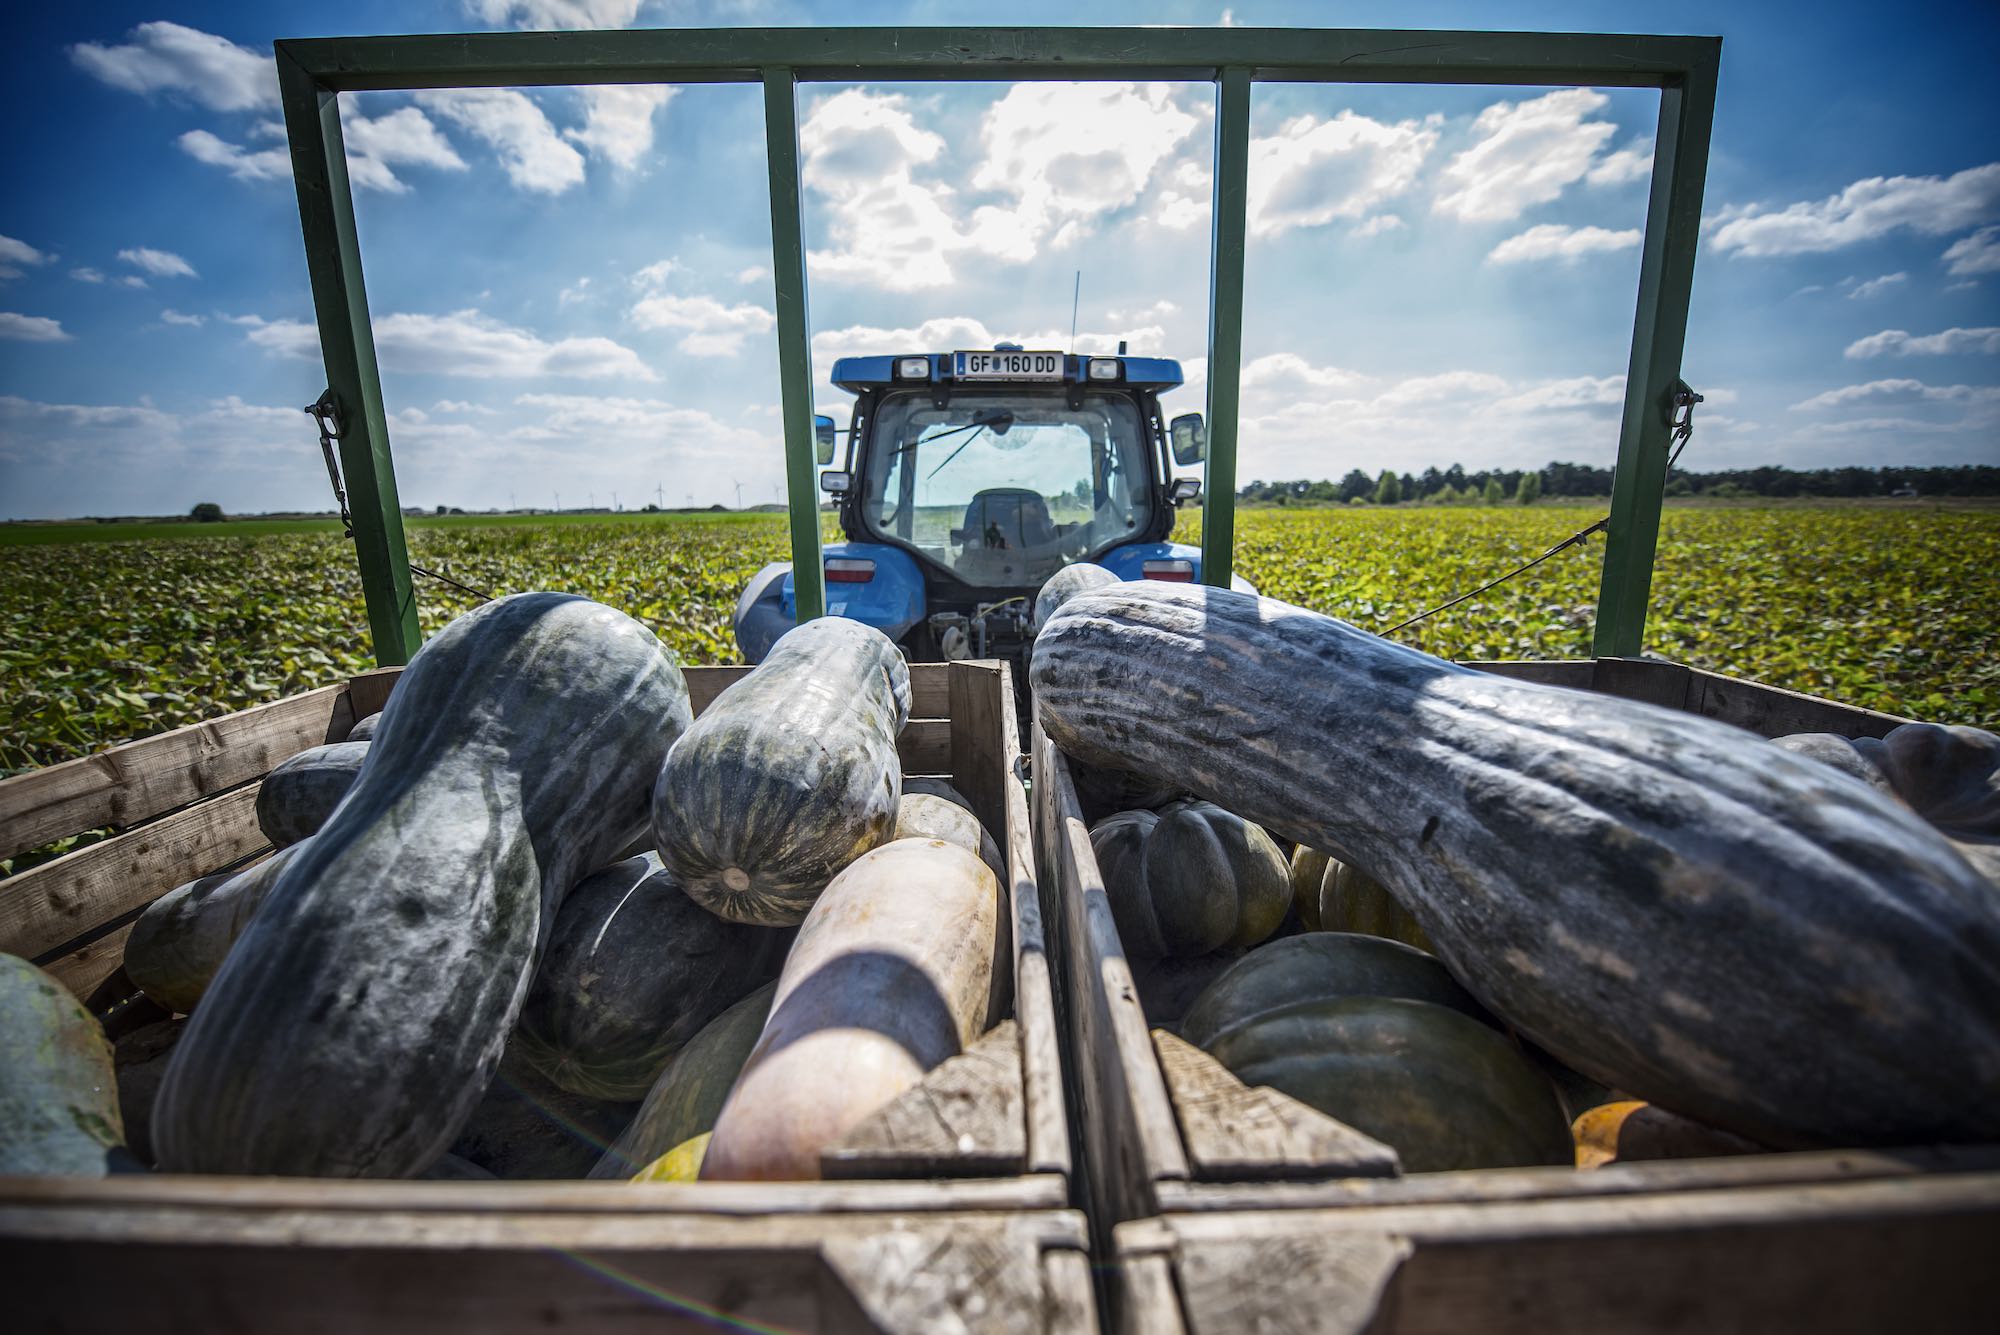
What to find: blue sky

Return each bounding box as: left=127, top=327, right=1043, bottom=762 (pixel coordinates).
left=1, top=0, right=1995, bottom=519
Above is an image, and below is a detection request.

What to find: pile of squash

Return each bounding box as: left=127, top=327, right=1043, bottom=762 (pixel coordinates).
left=2, top=594, right=1010, bottom=1182
left=1035, top=575, right=2000, bottom=1167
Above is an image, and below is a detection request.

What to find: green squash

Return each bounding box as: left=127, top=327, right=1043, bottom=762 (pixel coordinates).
left=124, top=842, right=311, bottom=1015
left=1203, top=994, right=1574, bottom=1173
left=155, top=593, right=693, bottom=1177
left=1090, top=801, right=1289, bottom=959
left=448, top=1046, right=639, bottom=1180
left=589, top=980, right=777, bottom=1180
left=254, top=740, right=369, bottom=848
left=512, top=854, right=790, bottom=1101
left=0, top=954, right=125, bottom=1175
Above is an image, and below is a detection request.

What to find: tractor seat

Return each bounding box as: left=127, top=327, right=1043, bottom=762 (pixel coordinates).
left=958, top=488, right=1059, bottom=552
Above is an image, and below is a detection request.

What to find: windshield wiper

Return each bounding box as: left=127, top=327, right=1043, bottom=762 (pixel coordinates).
left=920, top=409, right=1015, bottom=481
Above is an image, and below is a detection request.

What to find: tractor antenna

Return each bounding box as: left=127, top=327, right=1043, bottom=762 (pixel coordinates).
left=1069, top=270, right=1081, bottom=354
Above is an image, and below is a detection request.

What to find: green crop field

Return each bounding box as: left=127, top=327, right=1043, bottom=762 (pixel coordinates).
left=3, top=503, right=1994, bottom=782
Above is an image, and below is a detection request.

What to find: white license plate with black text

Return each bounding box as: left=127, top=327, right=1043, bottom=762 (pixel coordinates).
left=954, top=350, right=1064, bottom=380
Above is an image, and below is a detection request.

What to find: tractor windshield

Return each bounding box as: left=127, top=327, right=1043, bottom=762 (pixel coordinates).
left=861, top=390, right=1152, bottom=588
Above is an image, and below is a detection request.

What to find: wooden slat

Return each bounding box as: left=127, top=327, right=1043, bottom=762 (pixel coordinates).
left=1684, top=666, right=1913, bottom=739
left=684, top=661, right=952, bottom=719
left=39, top=920, right=137, bottom=1001
left=823, top=1020, right=1026, bottom=1179
left=0, top=683, right=349, bottom=860
left=345, top=666, right=402, bottom=721
left=1153, top=1029, right=1400, bottom=1182
left=895, top=719, right=950, bottom=774
left=1, top=786, right=268, bottom=962
left=1461, top=659, right=1596, bottom=688
left=1590, top=655, right=1693, bottom=710
left=948, top=661, right=1009, bottom=839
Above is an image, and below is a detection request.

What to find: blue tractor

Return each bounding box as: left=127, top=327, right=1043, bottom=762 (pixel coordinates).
left=734, top=343, right=1254, bottom=667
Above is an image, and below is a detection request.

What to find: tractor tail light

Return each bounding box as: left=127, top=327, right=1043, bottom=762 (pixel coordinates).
left=825, top=558, right=876, bottom=584
left=1141, top=559, right=1195, bottom=582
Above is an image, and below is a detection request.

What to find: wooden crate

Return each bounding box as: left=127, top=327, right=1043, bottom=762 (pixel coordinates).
left=1031, top=655, right=2000, bottom=1326
left=1, top=659, right=1091, bottom=1334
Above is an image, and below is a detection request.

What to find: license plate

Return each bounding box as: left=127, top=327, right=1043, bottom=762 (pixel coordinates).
left=954, top=350, right=1064, bottom=380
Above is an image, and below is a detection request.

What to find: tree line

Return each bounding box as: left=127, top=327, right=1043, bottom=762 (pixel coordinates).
left=1236, top=463, right=2000, bottom=506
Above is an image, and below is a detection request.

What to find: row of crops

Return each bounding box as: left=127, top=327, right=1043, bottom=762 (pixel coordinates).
left=4, top=505, right=1994, bottom=781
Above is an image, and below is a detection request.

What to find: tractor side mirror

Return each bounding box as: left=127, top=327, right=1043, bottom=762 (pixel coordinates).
left=1170, top=413, right=1206, bottom=465
left=819, top=470, right=852, bottom=495
left=814, top=414, right=837, bottom=466
left=1169, top=477, right=1202, bottom=506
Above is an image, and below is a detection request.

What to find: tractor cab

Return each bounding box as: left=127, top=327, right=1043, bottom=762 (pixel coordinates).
left=734, top=344, right=1237, bottom=666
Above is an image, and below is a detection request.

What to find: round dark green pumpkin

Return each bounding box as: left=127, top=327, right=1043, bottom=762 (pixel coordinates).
left=1, top=954, right=126, bottom=1176
left=1091, top=801, right=1289, bottom=959
left=1180, top=932, right=1491, bottom=1052
left=1203, top=994, right=1574, bottom=1173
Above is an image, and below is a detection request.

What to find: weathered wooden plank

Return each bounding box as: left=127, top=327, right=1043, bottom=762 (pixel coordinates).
left=823, top=1021, right=1026, bottom=1179
left=1154, top=1029, right=1400, bottom=1182
left=1152, top=1144, right=2000, bottom=1214
left=1461, top=659, right=1595, bottom=688
left=684, top=661, right=952, bottom=719
left=1, top=1195, right=1088, bottom=1335
left=1684, top=666, right=1913, bottom=739
left=345, top=666, right=402, bottom=721
left=1175, top=1228, right=1410, bottom=1335
left=39, top=920, right=137, bottom=1001
left=1035, top=720, right=1190, bottom=1240
left=1112, top=1245, right=1188, bottom=1335
left=1590, top=655, right=1693, bottom=710
left=948, top=660, right=1009, bottom=839
left=895, top=720, right=950, bottom=775
left=0, top=683, right=348, bottom=860
left=1042, top=1246, right=1099, bottom=1335
left=2, top=786, right=268, bottom=963
left=1153, top=1177, right=2000, bottom=1335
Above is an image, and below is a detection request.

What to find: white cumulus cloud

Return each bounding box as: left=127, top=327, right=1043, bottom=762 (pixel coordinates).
left=565, top=86, right=674, bottom=171
left=629, top=292, right=775, bottom=357
left=1846, top=326, right=2000, bottom=358
left=1709, top=162, right=2000, bottom=257
left=1944, top=225, right=2000, bottom=276
left=70, top=267, right=105, bottom=284
left=1791, top=378, right=2000, bottom=410
left=1488, top=223, right=1641, bottom=264
left=466, top=0, right=646, bottom=27
left=0, top=313, right=71, bottom=342
left=70, top=21, right=276, bottom=111
left=1847, top=272, right=1907, bottom=299
left=160, top=309, right=205, bottom=327
left=241, top=308, right=655, bottom=380
left=1587, top=138, right=1654, bottom=186
left=0, top=235, right=55, bottom=280
left=419, top=90, right=585, bottom=194
left=178, top=129, right=290, bottom=182
left=119, top=247, right=197, bottom=279
left=343, top=107, right=469, bottom=192
left=1248, top=111, right=1438, bottom=237
left=1434, top=89, right=1619, bottom=223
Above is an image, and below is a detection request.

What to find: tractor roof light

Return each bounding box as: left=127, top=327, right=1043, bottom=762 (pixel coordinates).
left=895, top=357, right=930, bottom=380
left=1087, top=358, right=1122, bottom=381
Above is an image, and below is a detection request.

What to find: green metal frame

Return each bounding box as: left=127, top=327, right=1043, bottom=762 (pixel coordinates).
left=275, top=26, right=1718, bottom=663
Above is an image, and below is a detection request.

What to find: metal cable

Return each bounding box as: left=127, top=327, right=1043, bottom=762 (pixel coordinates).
left=1381, top=517, right=1609, bottom=635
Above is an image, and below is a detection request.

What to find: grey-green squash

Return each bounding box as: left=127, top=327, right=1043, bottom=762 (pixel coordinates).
left=512, top=853, right=791, bottom=1101
left=652, top=615, right=908, bottom=926
left=1, top=954, right=125, bottom=1176
left=346, top=711, right=384, bottom=742
left=896, top=791, right=1004, bottom=878
left=254, top=740, right=369, bottom=848
left=113, top=1017, right=185, bottom=1166
left=1089, top=801, right=1289, bottom=959
left=123, top=841, right=311, bottom=1015
left=154, top=593, right=693, bottom=1177
left=588, top=980, right=777, bottom=1180
left=1032, top=581, right=2000, bottom=1149
left=1033, top=560, right=1119, bottom=633
left=1203, top=994, right=1574, bottom=1173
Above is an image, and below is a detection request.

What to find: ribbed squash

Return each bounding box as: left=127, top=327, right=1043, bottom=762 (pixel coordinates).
left=1032, top=581, right=2000, bottom=1148
left=590, top=981, right=776, bottom=1180
left=512, top=854, right=790, bottom=1100
left=1033, top=560, right=1119, bottom=632
left=124, top=842, right=310, bottom=1015
left=346, top=711, right=383, bottom=742
left=155, top=593, right=692, bottom=1177
left=1287, top=847, right=1332, bottom=931
left=254, top=740, right=368, bottom=848
left=1, top=954, right=125, bottom=1176
left=1089, top=801, right=1289, bottom=959
left=653, top=616, right=908, bottom=926
left=1321, top=858, right=1432, bottom=951
left=1180, top=933, right=1491, bottom=1052
left=1127, top=951, right=1243, bottom=1029
left=701, top=840, right=1003, bottom=1180
left=1776, top=725, right=2000, bottom=886
left=1572, top=1100, right=1763, bottom=1170
left=1068, top=760, right=1185, bottom=826
left=1202, top=994, right=1574, bottom=1173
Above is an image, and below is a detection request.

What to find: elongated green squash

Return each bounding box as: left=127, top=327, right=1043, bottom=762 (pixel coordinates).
left=346, top=711, right=383, bottom=742
left=512, top=854, right=790, bottom=1100
left=124, top=842, right=311, bottom=1015
left=1204, top=995, right=1574, bottom=1173
left=1, top=954, right=125, bottom=1175
left=1089, top=801, right=1289, bottom=959
left=1033, top=560, right=1119, bottom=632
left=255, top=740, right=369, bottom=848
left=653, top=616, right=908, bottom=926
left=701, top=840, right=1003, bottom=1180
left=1033, top=582, right=2000, bottom=1148
left=588, top=980, right=777, bottom=1180
left=155, top=594, right=692, bottom=1177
